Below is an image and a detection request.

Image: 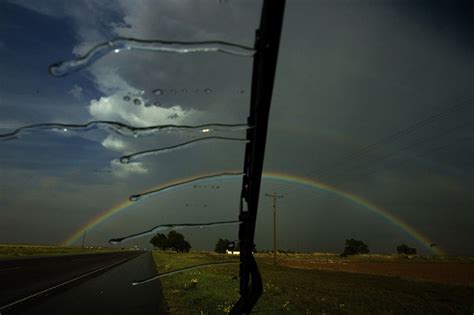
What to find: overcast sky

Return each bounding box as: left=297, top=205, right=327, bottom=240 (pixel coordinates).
left=0, top=0, right=472, bottom=255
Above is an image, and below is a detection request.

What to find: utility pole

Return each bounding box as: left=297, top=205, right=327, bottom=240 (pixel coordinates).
left=81, top=230, right=87, bottom=249
left=265, top=193, right=284, bottom=264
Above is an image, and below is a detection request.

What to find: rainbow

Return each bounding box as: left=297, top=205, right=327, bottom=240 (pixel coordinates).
left=63, top=171, right=441, bottom=254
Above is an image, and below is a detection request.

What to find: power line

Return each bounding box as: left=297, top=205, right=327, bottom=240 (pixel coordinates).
left=81, top=230, right=87, bottom=249
left=315, top=120, right=474, bottom=183
left=305, top=97, right=474, bottom=181
left=331, top=135, right=474, bottom=181
left=271, top=97, right=474, bottom=195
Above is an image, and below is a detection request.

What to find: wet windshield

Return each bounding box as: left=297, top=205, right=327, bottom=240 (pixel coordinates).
left=1, top=0, right=473, bottom=314
left=0, top=0, right=259, bottom=247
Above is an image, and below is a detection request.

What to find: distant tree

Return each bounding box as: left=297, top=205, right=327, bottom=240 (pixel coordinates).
left=150, top=233, right=169, bottom=250
left=215, top=238, right=231, bottom=253
left=177, top=240, right=191, bottom=253
left=397, top=244, right=417, bottom=255
left=167, top=230, right=191, bottom=253
left=341, top=238, right=369, bottom=256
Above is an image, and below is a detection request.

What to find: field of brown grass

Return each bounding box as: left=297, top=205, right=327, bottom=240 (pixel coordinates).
left=271, top=253, right=474, bottom=286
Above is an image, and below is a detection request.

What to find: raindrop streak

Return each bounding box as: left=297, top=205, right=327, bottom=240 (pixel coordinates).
left=48, top=38, right=255, bottom=77
left=120, top=136, right=248, bottom=163
left=128, top=172, right=244, bottom=202
left=0, top=121, right=251, bottom=141
left=132, top=261, right=240, bottom=286
left=109, top=220, right=241, bottom=245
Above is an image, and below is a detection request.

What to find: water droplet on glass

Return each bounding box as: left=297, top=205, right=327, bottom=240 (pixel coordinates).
left=48, top=39, right=255, bottom=77
left=132, top=261, right=240, bottom=286
left=0, top=122, right=250, bottom=142
left=63, top=128, right=68, bottom=132
left=130, top=195, right=141, bottom=202
left=109, top=239, right=122, bottom=245
left=153, top=102, right=161, bottom=107
left=204, top=88, right=212, bottom=94
left=133, top=99, right=141, bottom=105
left=170, top=89, right=177, bottom=94
left=123, top=96, right=131, bottom=101
left=153, top=89, right=163, bottom=96
left=114, top=49, right=120, bottom=53
left=127, top=172, right=243, bottom=201
left=122, top=136, right=247, bottom=162
left=120, top=156, right=130, bottom=164
left=110, top=220, right=242, bottom=248
left=145, top=102, right=152, bottom=108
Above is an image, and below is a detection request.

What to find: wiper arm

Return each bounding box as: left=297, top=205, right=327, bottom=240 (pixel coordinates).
left=232, top=1, right=286, bottom=313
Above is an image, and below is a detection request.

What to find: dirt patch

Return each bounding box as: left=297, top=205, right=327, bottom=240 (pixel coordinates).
left=280, top=260, right=474, bottom=286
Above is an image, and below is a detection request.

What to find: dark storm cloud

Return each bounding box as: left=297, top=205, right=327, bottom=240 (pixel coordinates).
left=264, top=0, right=473, bottom=254
left=1, top=0, right=472, bottom=254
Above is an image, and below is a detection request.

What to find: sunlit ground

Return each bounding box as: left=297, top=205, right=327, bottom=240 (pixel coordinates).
left=2, top=246, right=472, bottom=313
left=153, top=251, right=474, bottom=314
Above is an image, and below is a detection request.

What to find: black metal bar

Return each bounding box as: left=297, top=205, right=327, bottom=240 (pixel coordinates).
left=231, top=1, right=286, bottom=313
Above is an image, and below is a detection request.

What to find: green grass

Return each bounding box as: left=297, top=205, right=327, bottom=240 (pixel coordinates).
left=152, top=251, right=240, bottom=314
left=0, top=244, right=117, bottom=258
left=153, top=251, right=474, bottom=314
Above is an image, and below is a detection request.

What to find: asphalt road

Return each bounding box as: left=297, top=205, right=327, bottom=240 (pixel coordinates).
left=0, top=251, right=166, bottom=314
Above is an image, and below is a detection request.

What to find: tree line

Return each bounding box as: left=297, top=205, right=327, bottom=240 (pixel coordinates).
left=149, top=232, right=418, bottom=256
left=341, top=238, right=417, bottom=256
left=150, top=230, right=191, bottom=253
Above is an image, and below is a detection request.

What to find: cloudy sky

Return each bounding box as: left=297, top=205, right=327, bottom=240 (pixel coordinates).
left=0, top=0, right=472, bottom=255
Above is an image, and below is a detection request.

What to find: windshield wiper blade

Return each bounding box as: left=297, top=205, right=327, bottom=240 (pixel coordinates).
left=232, top=1, right=286, bottom=314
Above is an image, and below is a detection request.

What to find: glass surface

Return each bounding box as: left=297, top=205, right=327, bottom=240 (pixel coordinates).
left=1, top=1, right=473, bottom=313
left=0, top=0, right=261, bottom=248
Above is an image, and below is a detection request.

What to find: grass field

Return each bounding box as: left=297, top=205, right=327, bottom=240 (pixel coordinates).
left=153, top=251, right=474, bottom=314
left=2, top=246, right=472, bottom=313
left=0, top=244, right=116, bottom=258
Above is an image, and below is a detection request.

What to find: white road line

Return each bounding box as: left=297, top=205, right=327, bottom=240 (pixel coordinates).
left=0, top=254, right=138, bottom=312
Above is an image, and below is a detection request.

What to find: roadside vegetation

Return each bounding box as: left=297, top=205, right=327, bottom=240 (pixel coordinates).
left=152, top=251, right=240, bottom=314
left=0, top=244, right=117, bottom=258
left=153, top=250, right=474, bottom=314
